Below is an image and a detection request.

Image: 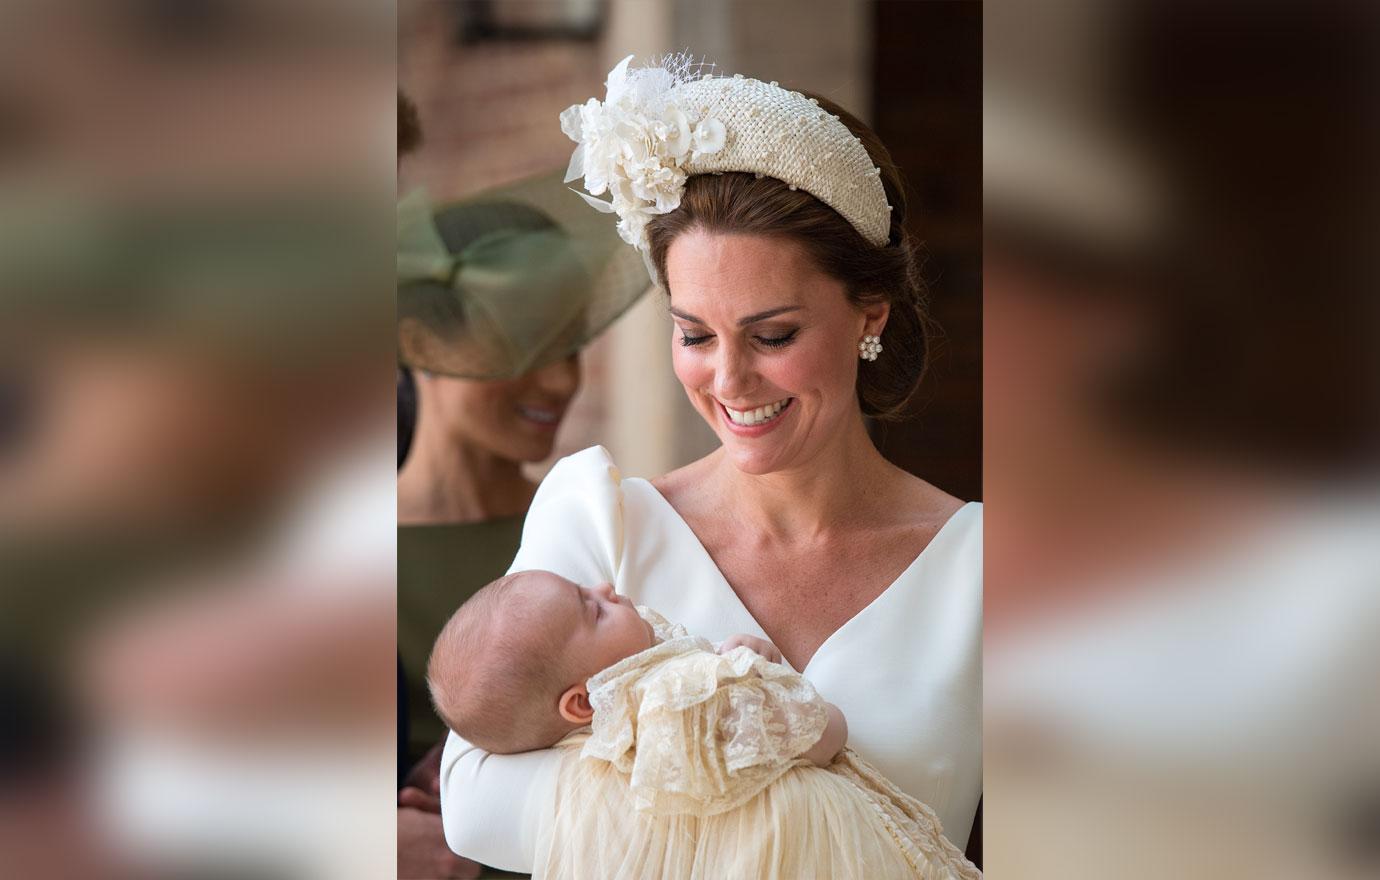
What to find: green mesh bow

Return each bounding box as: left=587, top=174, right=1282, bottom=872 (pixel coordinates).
left=396, top=172, right=650, bottom=379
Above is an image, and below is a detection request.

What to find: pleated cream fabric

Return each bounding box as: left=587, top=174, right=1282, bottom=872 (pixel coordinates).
left=532, top=611, right=981, bottom=880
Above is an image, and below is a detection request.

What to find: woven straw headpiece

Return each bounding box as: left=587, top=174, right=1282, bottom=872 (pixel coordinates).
left=561, top=55, right=892, bottom=271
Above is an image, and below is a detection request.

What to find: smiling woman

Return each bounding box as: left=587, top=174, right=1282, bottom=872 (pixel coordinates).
left=645, top=93, right=931, bottom=427
left=394, top=180, right=650, bottom=772
left=661, top=231, right=888, bottom=475
left=438, top=56, right=981, bottom=877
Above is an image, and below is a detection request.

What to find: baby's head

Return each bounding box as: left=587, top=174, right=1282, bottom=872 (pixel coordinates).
left=427, top=569, right=655, bottom=753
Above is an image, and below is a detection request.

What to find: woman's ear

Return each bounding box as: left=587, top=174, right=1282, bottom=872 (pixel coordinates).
left=557, top=684, right=594, bottom=725
left=862, top=300, right=891, bottom=338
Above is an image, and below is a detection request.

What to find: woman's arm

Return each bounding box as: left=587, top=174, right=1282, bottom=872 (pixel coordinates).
left=438, top=732, right=562, bottom=872
left=437, top=446, right=623, bottom=867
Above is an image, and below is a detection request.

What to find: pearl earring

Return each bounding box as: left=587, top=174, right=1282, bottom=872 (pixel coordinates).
left=858, top=334, right=883, bottom=362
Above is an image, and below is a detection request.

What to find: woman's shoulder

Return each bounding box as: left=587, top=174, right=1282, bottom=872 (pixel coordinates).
left=646, top=451, right=723, bottom=520
left=539, top=444, right=624, bottom=493
left=510, top=446, right=627, bottom=583
left=881, top=462, right=977, bottom=533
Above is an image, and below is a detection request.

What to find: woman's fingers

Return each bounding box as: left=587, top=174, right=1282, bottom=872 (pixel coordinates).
left=398, top=785, right=441, bottom=814
left=402, top=740, right=446, bottom=796
left=720, top=634, right=783, bottom=663
left=397, top=806, right=483, bottom=879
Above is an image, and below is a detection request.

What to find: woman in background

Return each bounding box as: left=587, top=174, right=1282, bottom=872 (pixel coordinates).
left=395, top=163, right=648, bottom=877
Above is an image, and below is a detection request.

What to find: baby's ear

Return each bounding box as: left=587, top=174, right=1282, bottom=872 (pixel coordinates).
left=557, top=684, right=594, bottom=724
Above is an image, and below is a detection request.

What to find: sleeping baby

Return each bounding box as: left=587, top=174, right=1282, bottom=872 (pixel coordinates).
left=427, top=569, right=980, bottom=880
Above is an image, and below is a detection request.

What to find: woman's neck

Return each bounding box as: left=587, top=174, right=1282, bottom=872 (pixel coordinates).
left=397, top=423, right=535, bottom=525
left=710, top=412, right=898, bottom=541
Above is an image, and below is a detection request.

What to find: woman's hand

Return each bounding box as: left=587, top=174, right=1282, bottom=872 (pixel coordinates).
left=397, top=741, right=483, bottom=879
left=397, top=806, right=482, bottom=879
left=718, top=633, right=783, bottom=664
left=801, top=701, right=848, bottom=767
left=402, top=741, right=445, bottom=800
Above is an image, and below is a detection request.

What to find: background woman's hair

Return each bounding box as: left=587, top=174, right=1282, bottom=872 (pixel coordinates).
left=398, top=90, right=423, bottom=158
left=398, top=89, right=422, bottom=467
left=644, top=92, right=933, bottom=421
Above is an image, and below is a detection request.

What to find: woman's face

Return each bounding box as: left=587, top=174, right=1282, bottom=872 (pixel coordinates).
left=665, top=231, right=886, bottom=475
left=417, top=354, right=581, bottom=464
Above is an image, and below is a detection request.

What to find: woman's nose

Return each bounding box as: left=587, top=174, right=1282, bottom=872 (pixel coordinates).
left=712, top=342, right=754, bottom=401
left=529, top=354, right=581, bottom=398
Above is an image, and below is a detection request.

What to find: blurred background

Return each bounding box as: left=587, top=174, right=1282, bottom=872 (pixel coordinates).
left=12, top=1, right=1376, bottom=878
left=983, top=1, right=1379, bottom=878
left=1, top=1, right=396, bottom=878
left=398, top=0, right=981, bottom=497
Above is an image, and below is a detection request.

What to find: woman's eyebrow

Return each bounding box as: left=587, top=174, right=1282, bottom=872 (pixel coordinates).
left=668, top=305, right=801, bottom=326
left=737, top=306, right=801, bottom=325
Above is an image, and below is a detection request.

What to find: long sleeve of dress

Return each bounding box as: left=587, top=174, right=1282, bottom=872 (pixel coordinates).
left=438, top=733, right=561, bottom=870
left=437, top=446, right=626, bottom=869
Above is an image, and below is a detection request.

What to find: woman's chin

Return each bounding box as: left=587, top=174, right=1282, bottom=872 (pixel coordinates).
left=477, top=430, right=554, bottom=465
left=721, top=439, right=788, bottom=476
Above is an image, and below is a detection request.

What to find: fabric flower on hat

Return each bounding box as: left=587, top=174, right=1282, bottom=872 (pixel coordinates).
left=561, top=54, right=725, bottom=251
left=561, top=53, right=895, bottom=270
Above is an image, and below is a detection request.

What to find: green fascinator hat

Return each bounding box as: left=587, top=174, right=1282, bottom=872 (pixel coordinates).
left=397, top=170, right=651, bottom=379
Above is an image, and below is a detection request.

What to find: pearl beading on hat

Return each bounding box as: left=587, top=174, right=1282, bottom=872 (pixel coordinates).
left=672, top=76, right=891, bottom=248
left=560, top=56, right=894, bottom=259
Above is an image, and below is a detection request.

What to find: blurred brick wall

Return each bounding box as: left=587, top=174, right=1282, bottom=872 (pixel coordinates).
left=398, top=1, right=604, bottom=201
left=397, top=1, right=616, bottom=474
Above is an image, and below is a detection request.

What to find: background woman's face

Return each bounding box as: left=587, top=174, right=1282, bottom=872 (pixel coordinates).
left=419, top=355, right=581, bottom=464
left=665, top=231, right=879, bottom=475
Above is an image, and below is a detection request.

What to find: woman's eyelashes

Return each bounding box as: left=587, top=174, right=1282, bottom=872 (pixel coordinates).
left=677, top=328, right=800, bottom=348
left=755, top=329, right=798, bottom=348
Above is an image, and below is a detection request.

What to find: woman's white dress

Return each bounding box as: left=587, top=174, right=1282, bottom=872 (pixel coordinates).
left=440, top=446, right=983, bottom=872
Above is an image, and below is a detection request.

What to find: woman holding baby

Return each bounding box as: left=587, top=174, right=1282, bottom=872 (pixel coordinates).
left=438, top=57, right=982, bottom=875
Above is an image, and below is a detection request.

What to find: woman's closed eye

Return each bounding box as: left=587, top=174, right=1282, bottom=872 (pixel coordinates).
left=679, top=329, right=800, bottom=348
left=754, top=329, right=798, bottom=348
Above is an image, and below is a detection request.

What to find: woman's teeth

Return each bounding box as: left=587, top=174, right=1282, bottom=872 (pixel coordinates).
left=724, top=398, right=790, bottom=427
left=518, top=405, right=560, bottom=424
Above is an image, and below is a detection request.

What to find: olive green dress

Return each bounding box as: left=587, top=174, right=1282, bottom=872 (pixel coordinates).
left=397, top=514, right=525, bottom=767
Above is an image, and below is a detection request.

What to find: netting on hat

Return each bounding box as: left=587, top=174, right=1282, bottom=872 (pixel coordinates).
left=397, top=170, right=652, bottom=379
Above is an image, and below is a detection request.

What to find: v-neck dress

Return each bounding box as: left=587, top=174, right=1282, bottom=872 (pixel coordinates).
left=440, top=446, right=982, bottom=872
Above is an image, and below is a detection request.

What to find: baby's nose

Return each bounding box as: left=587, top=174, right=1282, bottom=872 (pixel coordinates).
left=591, top=582, right=616, bottom=600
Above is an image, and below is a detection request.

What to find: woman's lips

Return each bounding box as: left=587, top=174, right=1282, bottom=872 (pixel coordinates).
left=717, top=397, right=794, bottom=436
left=517, top=404, right=564, bottom=430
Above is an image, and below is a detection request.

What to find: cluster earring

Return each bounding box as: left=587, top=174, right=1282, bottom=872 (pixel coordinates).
left=858, top=334, right=883, bottom=362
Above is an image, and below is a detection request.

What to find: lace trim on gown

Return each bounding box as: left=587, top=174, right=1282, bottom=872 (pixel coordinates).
left=581, top=606, right=829, bottom=816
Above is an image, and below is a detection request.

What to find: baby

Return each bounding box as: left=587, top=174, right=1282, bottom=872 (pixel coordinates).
left=427, top=569, right=846, bottom=760
left=428, top=569, right=979, bottom=879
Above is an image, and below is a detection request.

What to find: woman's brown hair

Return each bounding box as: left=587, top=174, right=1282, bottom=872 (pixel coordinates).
left=644, top=92, right=931, bottom=420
